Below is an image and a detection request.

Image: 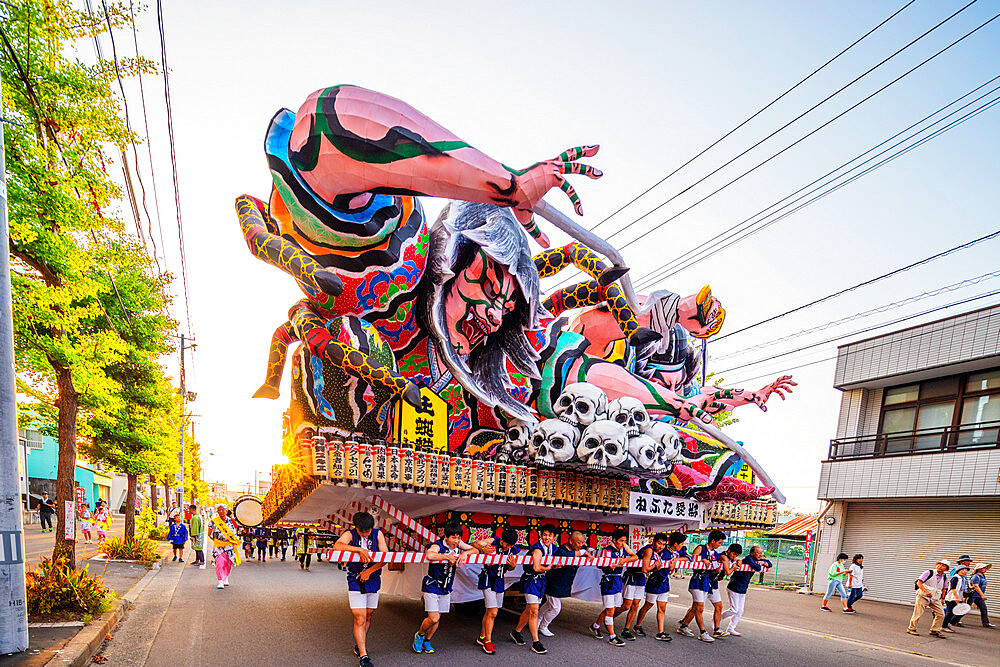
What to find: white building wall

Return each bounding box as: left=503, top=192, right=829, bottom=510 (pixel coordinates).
left=810, top=501, right=846, bottom=595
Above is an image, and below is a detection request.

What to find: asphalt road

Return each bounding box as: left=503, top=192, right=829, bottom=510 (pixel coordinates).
left=97, top=556, right=997, bottom=667
left=21, top=515, right=125, bottom=568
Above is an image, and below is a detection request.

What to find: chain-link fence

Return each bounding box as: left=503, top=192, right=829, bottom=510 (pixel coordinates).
left=685, top=534, right=814, bottom=586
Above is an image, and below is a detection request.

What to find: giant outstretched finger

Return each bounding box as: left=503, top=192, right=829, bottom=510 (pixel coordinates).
left=560, top=161, right=603, bottom=179
left=557, top=145, right=600, bottom=162
left=556, top=175, right=584, bottom=215
left=517, top=211, right=551, bottom=248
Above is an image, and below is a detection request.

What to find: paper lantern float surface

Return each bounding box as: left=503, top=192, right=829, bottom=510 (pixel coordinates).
left=240, top=85, right=795, bottom=501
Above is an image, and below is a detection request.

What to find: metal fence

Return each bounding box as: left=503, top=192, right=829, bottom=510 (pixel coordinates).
left=685, top=534, right=814, bottom=586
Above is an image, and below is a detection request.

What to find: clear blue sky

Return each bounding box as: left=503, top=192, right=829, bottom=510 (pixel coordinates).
left=104, top=0, right=1000, bottom=508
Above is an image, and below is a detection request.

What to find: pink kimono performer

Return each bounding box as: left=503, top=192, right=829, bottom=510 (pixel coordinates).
left=210, top=505, right=240, bottom=589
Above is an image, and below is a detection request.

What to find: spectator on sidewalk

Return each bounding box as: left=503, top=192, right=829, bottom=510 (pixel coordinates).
left=79, top=503, right=93, bottom=544
left=38, top=492, right=55, bottom=533
left=168, top=514, right=188, bottom=562
left=846, top=554, right=865, bottom=613
left=907, top=559, right=949, bottom=638
left=189, top=503, right=205, bottom=566
left=210, top=504, right=241, bottom=588
left=821, top=553, right=851, bottom=612
left=942, top=563, right=971, bottom=632
left=722, top=544, right=772, bottom=636
left=168, top=502, right=180, bottom=520
left=967, top=563, right=994, bottom=628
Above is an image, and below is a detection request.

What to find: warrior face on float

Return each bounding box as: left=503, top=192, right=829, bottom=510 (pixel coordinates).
left=425, top=202, right=547, bottom=422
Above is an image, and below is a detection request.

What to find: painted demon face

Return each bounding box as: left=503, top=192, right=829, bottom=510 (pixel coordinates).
left=443, top=249, right=517, bottom=356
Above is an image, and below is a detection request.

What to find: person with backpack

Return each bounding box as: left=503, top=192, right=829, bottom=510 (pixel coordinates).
left=907, top=559, right=949, bottom=638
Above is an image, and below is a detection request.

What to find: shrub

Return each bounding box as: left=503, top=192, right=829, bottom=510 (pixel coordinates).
left=148, top=525, right=169, bottom=540
left=26, top=556, right=114, bottom=618
left=98, top=536, right=161, bottom=562
left=135, top=507, right=156, bottom=539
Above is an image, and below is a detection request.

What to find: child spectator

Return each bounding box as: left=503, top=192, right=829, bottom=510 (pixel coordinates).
left=168, top=515, right=188, bottom=562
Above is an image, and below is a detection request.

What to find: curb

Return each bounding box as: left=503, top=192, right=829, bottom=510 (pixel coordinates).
left=43, top=562, right=162, bottom=667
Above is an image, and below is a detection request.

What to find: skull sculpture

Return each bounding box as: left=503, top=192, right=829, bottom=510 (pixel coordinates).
left=497, top=419, right=534, bottom=464
left=577, top=420, right=628, bottom=471
left=627, top=433, right=661, bottom=473
left=606, top=397, right=650, bottom=439
left=531, top=419, right=580, bottom=467
left=646, top=421, right=685, bottom=471
left=553, top=383, right=607, bottom=428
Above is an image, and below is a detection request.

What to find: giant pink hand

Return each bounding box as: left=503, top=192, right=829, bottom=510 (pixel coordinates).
left=508, top=146, right=602, bottom=245
left=752, top=376, right=797, bottom=412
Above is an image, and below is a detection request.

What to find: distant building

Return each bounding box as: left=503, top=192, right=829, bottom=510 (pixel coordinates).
left=21, top=428, right=113, bottom=510
left=813, top=304, right=999, bottom=614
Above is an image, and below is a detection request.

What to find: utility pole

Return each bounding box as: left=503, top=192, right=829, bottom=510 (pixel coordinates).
left=177, top=335, right=196, bottom=508
left=0, top=77, right=30, bottom=653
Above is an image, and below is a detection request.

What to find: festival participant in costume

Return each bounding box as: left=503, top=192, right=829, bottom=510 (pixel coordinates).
left=511, top=524, right=559, bottom=654
left=298, top=529, right=314, bottom=571
left=472, top=528, right=520, bottom=655
left=539, top=530, right=593, bottom=637
left=78, top=503, right=93, bottom=544
left=254, top=527, right=268, bottom=562
left=620, top=535, right=658, bottom=641
left=168, top=514, right=188, bottom=562
left=590, top=528, right=639, bottom=646
left=721, top=544, right=771, bottom=636
left=94, top=502, right=109, bottom=544
left=413, top=524, right=475, bottom=655
left=189, top=504, right=205, bottom=567
left=210, top=504, right=241, bottom=589
left=678, top=529, right=727, bottom=642
left=635, top=531, right=689, bottom=641
left=242, top=527, right=254, bottom=561
left=334, top=512, right=389, bottom=667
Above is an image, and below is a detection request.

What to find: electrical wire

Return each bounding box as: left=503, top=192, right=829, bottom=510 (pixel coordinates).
left=633, top=76, right=1000, bottom=290
left=713, top=288, right=1000, bottom=378
left=585, top=0, right=918, bottom=235
left=712, top=269, right=1000, bottom=361
left=156, top=0, right=194, bottom=336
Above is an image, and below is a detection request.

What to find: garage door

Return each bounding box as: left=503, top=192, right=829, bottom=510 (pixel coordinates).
left=841, top=500, right=1000, bottom=616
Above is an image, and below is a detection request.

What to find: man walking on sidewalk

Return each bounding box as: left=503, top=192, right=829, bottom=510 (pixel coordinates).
left=908, top=559, right=949, bottom=638
left=38, top=492, right=56, bottom=532
left=189, top=504, right=205, bottom=567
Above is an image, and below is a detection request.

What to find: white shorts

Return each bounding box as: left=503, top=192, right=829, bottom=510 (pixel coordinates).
left=602, top=592, right=624, bottom=609
left=623, top=584, right=645, bottom=601
left=646, top=592, right=670, bottom=604
left=423, top=592, right=451, bottom=613
left=483, top=589, right=505, bottom=609
left=524, top=593, right=543, bottom=605
left=690, top=588, right=722, bottom=604
left=348, top=591, right=379, bottom=610
left=80, top=522, right=91, bottom=530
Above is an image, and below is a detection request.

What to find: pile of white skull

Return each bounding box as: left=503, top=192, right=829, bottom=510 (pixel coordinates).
left=497, top=382, right=685, bottom=477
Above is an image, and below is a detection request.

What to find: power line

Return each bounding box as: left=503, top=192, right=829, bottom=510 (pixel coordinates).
left=713, top=288, right=1000, bottom=377
left=712, top=226, right=1000, bottom=342
left=712, top=269, right=1000, bottom=361
left=585, top=0, right=917, bottom=235
left=156, top=0, right=193, bottom=336
left=633, top=76, right=1000, bottom=289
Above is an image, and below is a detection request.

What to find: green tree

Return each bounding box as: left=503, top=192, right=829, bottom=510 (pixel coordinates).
left=3, top=0, right=161, bottom=565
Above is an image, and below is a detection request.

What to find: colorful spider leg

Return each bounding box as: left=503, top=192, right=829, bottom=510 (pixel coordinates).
left=534, top=243, right=659, bottom=346
left=235, top=194, right=344, bottom=297
left=253, top=321, right=298, bottom=399
left=288, top=303, right=422, bottom=408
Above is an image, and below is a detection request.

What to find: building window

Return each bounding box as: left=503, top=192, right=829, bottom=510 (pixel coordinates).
left=18, top=429, right=43, bottom=450
left=877, top=367, right=1000, bottom=454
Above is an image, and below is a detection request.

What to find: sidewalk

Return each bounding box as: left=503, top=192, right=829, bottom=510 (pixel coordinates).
left=655, top=580, right=996, bottom=667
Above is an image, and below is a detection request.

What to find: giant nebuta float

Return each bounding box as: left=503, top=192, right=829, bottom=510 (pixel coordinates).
left=247, top=85, right=793, bottom=568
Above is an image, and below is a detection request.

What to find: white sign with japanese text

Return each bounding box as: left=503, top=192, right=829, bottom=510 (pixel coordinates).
left=64, top=500, right=76, bottom=541
left=628, top=492, right=709, bottom=527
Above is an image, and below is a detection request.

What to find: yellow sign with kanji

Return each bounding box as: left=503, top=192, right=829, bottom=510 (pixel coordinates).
left=394, top=387, right=448, bottom=452
left=735, top=462, right=756, bottom=485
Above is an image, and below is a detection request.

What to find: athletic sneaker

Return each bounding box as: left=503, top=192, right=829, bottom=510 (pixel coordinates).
left=655, top=632, right=673, bottom=642
left=538, top=625, right=554, bottom=637
left=633, top=625, right=647, bottom=637
left=621, top=628, right=636, bottom=641
left=354, top=645, right=360, bottom=656
left=476, top=637, right=485, bottom=647
left=677, top=624, right=695, bottom=637
left=698, top=631, right=715, bottom=643
left=608, top=636, right=626, bottom=647
left=531, top=641, right=548, bottom=654
left=906, top=628, right=919, bottom=635
left=482, top=641, right=496, bottom=655
left=422, top=638, right=435, bottom=654
left=589, top=624, right=602, bottom=639
left=821, top=606, right=832, bottom=612
left=843, top=609, right=856, bottom=614
left=360, top=657, right=373, bottom=667
left=729, top=629, right=742, bottom=637
left=713, top=628, right=729, bottom=638
left=509, top=630, right=526, bottom=646
left=411, top=633, right=424, bottom=653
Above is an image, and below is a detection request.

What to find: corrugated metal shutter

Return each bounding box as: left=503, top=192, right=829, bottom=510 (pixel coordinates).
left=841, top=500, right=1000, bottom=617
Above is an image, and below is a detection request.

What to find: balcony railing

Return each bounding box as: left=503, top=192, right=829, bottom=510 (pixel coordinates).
left=828, top=420, right=1000, bottom=460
